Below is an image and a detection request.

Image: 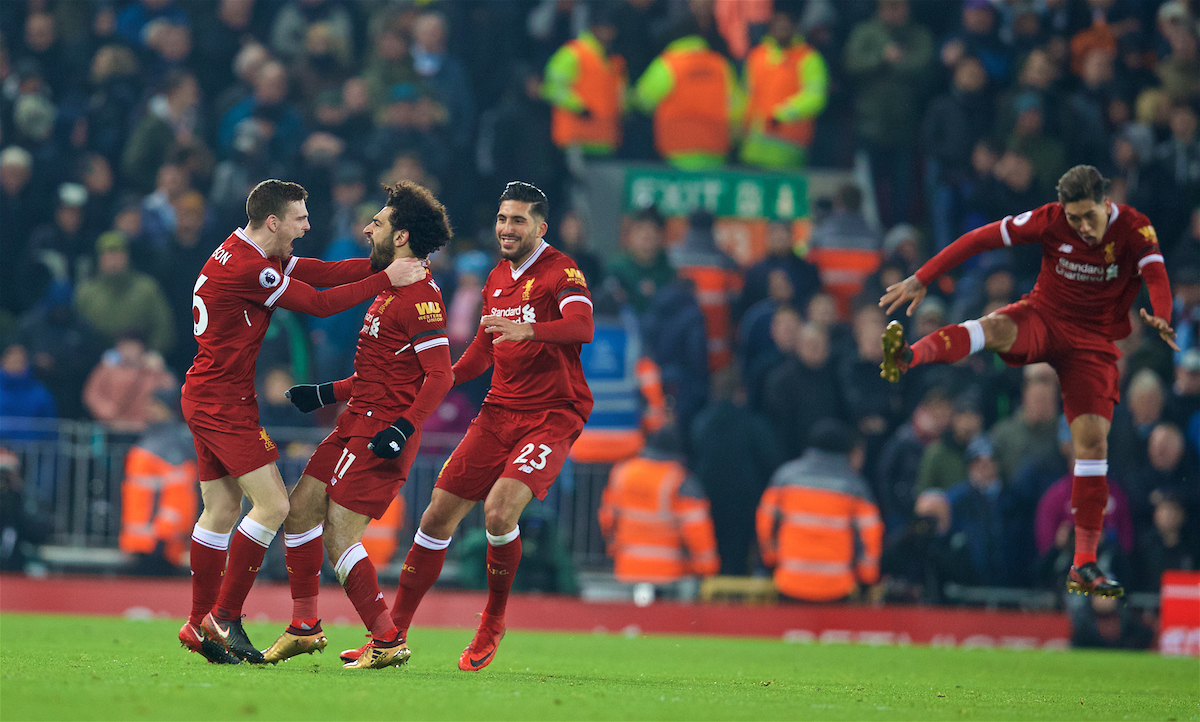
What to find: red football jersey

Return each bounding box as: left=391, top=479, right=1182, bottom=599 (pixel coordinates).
left=996, top=202, right=1162, bottom=339
left=184, top=228, right=387, bottom=404
left=480, top=242, right=594, bottom=420
left=339, top=275, right=449, bottom=421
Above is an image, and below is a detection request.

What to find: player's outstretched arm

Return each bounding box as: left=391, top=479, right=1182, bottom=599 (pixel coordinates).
left=1139, top=308, right=1179, bottom=351
left=1140, top=257, right=1178, bottom=350
left=880, top=221, right=1010, bottom=316
left=451, top=323, right=494, bottom=386
left=480, top=303, right=595, bottom=345
left=285, top=257, right=375, bottom=287
left=879, top=275, right=927, bottom=317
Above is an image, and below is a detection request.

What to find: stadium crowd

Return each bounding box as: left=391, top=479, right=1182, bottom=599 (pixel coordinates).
left=0, top=0, right=1198, bottom=606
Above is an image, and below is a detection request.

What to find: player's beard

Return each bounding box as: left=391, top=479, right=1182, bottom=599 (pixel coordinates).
left=498, top=227, right=538, bottom=262
left=369, top=237, right=395, bottom=271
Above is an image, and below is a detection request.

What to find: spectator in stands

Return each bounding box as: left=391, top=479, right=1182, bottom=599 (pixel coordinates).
left=1172, top=209, right=1200, bottom=270
left=121, top=70, right=203, bottom=196
left=140, top=159, right=194, bottom=253
left=0, top=148, right=41, bottom=298
left=599, top=426, right=719, bottom=591
left=1110, top=369, right=1168, bottom=479
left=14, top=282, right=104, bottom=421
left=217, top=60, right=306, bottom=165
left=0, top=447, right=43, bottom=571
left=1034, top=463, right=1135, bottom=589
left=411, top=12, right=476, bottom=159
left=82, top=332, right=177, bottom=433
left=211, top=42, right=270, bottom=129
left=916, top=391, right=984, bottom=494
left=876, top=386, right=953, bottom=533
left=607, top=207, right=675, bottom=316
left=879, top=489, right=974, bottom=603
left=743, top=305, right=802, bottom=413
left=119, top=385, right=198, bottom=576
left=738, top=220, right=820, bottom=323
left=257, top=366, right=314, bottom=429
left=944, top=437, right=1021, bottom=586
left=763, top=322, right=844, bottom=460
left=1125, top=422, right=1197, bottom=529
left=557, top=208, right=603, bottom=288
left=116, top=0, right=189, bottom=50
left=840, top=304, right=903, bottom=463
left=1154, top=5, right=1200, bottom=105
left=758, top=419, right=883, bottom=602
left=1147, top=103, right=1200, bottom=246
left=445, top=250, right=491, bottom=359
left=542, top=7, right=625, bottom=158
left=290, top=22, right=355, bottom=113
left=74, top=231, right=175, bottom=355
left=87, top=43, right=144, bottom=162
left=0, top=344, right=58, bottom=426
left=155, top=190, right=215, bottom=374
left=669, top=210, right=741, bottom=373
left=78, top=154, right=119, bottom=243
left=990, top=368, right=1060, bottom=485
left=191, top=0, right=256, bottom=101
left=922, top=55, right=990, bottom=253
left=641, top=278, right=709, bottom=447
left=27, top=183, right=89, bottom=291
left=808, top=183, right=882, bottom=317
left=844, top=0, right=933, bottom=225
left=1006, top=91, right=1067, bottom=198
left=633, top=20, right=744, bottom=170
left=1068, top=593, right=1155, bottom=649
left=739, top=7, right=829, bottom=170
left=690, top=369, right=781, bottom=575
left=270, top=0, right=355, bottom=67
left=1167, top=349, right=1200, bottom=427
left=1133, top=489, right=1199, bottom=592
left=364, top=22, right=416, bottom=114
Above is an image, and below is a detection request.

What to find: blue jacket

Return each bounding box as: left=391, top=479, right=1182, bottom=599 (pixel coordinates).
left=0, top=368, right=58, bottom=440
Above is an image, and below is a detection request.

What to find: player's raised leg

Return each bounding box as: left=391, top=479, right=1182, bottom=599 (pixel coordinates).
left=201, top=463, right=289, bottom=664
left=881, top=313, right=1018, bottom=382
left=458, top=478, right=530, bottom=672
left=1065, top=414, right=1124, bottom=597
left=180, top=477, right=242, bottom=665
left=263, top=474, right=329, bottom=663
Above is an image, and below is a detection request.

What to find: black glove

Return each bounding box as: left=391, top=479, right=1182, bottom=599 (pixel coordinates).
left=577, top=106, right=592, bottom=120
left=285, top=383, right=335, bottom=413
left=368, top=417, right=415, bottom=459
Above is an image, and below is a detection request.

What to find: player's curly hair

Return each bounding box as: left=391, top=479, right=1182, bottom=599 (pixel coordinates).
left=384, top=181, right=452, bottom=259
left=1056, top=165, right=1110, bottom=204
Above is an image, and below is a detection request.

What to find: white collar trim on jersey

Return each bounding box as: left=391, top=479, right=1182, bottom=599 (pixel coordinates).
left=235, top=227, right=267, bottom=259
left=1108, top=201, right=1119, bottom=224
left=510, top=240, right=548, bottom=280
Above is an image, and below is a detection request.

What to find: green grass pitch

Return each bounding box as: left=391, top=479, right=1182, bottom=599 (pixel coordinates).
left=1, top=613, right=1196, bottom=721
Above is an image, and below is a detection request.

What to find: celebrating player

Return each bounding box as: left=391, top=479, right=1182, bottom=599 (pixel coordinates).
left=260, top=182, right=453, bottom=669
left=179, top=180, right=424, bottom=664
left=340, top=181, right=594, bottom=671
left=879, top=165, right=1176, bottom=598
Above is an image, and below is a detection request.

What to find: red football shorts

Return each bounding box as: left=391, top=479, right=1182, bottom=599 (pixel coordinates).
left=436, top=404, right=585, bottom=502
left=993, top=300, right=1122, bottom=422
left=182, top=397, right=280, bottom=482
left=303, top=411, right=420, bottom=520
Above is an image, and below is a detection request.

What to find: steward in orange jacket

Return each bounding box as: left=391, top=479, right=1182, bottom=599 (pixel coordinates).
left=757, top=419, right=882, bottom=601
left=543, top=11, right=626, bottom=156
left=599, top=429, right=718, bottom=583
left=119, top=388, right=198, bottom=571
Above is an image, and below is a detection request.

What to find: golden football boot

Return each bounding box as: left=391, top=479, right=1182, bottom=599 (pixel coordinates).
left=880, top=320, right=912, bottom=383
left=262, top=623, right=328, bottom=664
left=1067, top=562, right=1125, bottom=598
left=342, top=637, right=411, bottom=669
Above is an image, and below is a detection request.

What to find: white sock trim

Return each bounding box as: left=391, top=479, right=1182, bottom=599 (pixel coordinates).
left=192, top=523, right=231, bottom=551
left=237, top=516, right=277, bottom=548
left=1074, top=459, right=1108, bottom=477
left=961, top=319, right=986, bottom=355
left=486, top=525, right=520, bottom=547
left=334, top=542, right=369, bottom=585
left=285, top=524, right=323, bottom=548
left=414, top=528, right=451, bottom=551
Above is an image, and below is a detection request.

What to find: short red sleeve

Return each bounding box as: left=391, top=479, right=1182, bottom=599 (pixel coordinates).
left=230, top=261, right=289, bottom=308
left=552, top=261, right=593, bottom=316
left=997, top=203, right=1056, bottom=248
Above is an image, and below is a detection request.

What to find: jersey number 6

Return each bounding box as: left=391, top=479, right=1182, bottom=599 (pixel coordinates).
left=193, top=274, right=209, bottom=336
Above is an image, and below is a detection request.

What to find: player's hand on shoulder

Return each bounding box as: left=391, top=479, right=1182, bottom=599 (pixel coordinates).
left=385, top=257, right=426, bottom=287
left=285, top=382, right=335, bottom=413
left=1139, top=307, right=1180, bottom=351
left=368, top=417, right=415, bottom=459
left=481, top=314, right=534, bottom=344
left=879, top=274, right=927, bottom=317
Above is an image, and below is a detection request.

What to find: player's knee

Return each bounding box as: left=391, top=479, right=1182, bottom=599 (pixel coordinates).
left=199, top=505, right=239, bottom=533
left=255, top=497, right=290, bottom=529
left=980, top=315, right=1017, bottom=351
left=483, top=508, right=518, bottom=537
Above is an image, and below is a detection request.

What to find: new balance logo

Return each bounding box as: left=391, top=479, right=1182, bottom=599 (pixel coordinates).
left=1058, top=243, right=1073, bottom=253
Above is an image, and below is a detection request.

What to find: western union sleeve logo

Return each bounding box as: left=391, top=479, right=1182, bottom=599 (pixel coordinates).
left=565, top=267, right=588, bottom=288
left=415, top=301, right=443, bottom=323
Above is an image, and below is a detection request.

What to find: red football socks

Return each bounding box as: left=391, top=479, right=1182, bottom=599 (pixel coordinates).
left=341, top=554, right=395, bottom=639
left=484, top=535, right=522, bottom=618
left=188, top=525, right=229, bottom=626
left=910, top=324, right=973, bottom=366
left=285, top=527, right=324, bottom=627
left=391, top=537, right=448, bottom=631
left=214, top=519, right=274, bottom=620
left=1071, top=461, right=1109, bottom=567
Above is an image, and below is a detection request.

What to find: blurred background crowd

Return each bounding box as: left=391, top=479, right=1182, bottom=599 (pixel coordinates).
left=0, top=0, right=1198, bottom=616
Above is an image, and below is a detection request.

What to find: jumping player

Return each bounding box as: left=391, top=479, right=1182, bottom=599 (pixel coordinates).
left=879, top=165, right=1176, bottom=598
left=260, top=182, right=453, bottom=669
left=179, top=180, right=424, bottom=664
left=340, top=181, right=594, bottom=671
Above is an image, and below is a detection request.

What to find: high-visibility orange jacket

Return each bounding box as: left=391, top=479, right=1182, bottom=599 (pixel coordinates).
left=362, top=495, right=405, bottom=567
left=804, top=246, right=881, bottom=318
left=119, top=424, right=198, bottom=566
left=756, top=449, right=882, bottom=601
left=599, top=451, right=719, bottom=584
left=670, top=244, right=743, bottom=372
left=545, top=32, right=626, bottom=152
left=743, top=38, right=821, bottom=149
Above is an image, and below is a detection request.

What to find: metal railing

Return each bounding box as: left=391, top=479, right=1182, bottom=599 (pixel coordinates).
left=0, top=417, right=614, bottom=571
